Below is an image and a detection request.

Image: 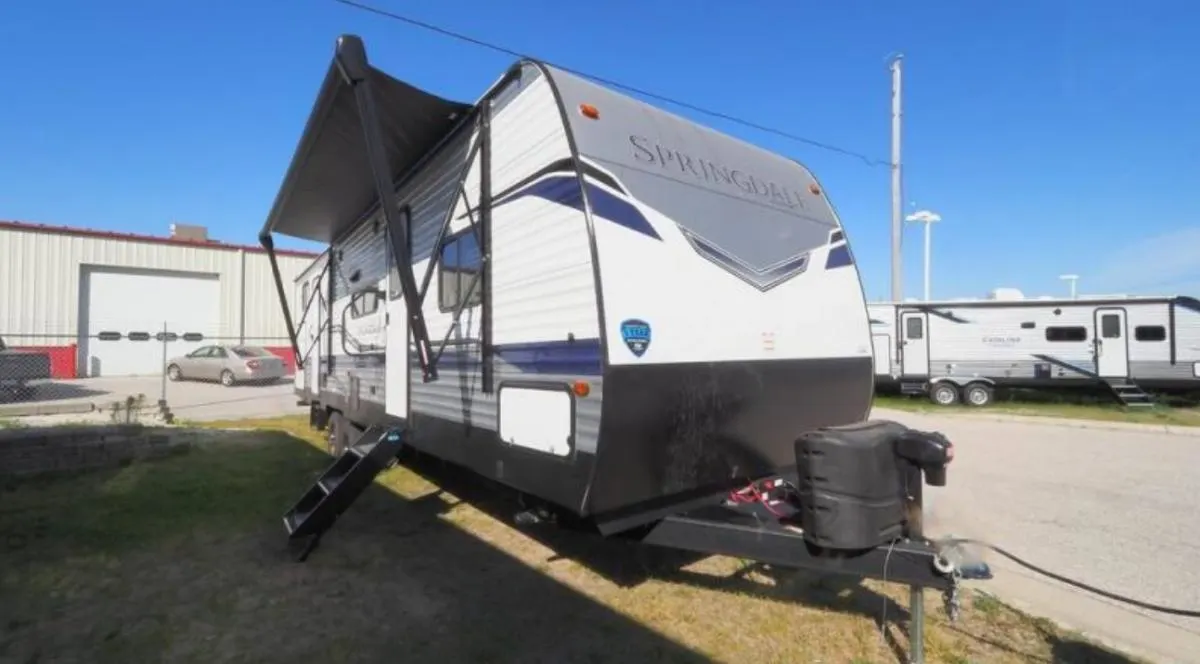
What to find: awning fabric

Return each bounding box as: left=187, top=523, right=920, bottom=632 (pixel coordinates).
left=260, top=38, right=472, bottom=244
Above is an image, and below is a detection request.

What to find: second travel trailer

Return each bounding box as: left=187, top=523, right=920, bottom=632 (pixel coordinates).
left=869, top=293, right=1200, bottom=406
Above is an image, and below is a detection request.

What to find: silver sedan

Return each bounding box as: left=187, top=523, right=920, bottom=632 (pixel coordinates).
left=166, top=345, right=287, bottom=386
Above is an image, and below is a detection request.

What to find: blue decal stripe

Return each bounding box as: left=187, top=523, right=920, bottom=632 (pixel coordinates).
left=825, top=244, right=853, bottom=269
left=494, top=175, right=662, bottom=240
left=411, top=338, right=603, bottom=376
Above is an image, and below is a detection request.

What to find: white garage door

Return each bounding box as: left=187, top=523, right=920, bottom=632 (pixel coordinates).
left=81, top=267, right=221, bottom=377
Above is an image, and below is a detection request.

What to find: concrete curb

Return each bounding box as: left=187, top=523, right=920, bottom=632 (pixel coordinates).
left=0, top=401, right=96, bottom=417
left=871, top=407, right=1200, bottom=438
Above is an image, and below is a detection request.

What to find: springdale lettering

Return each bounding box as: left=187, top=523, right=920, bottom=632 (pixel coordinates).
left=629, top=135, right=809, bottom=211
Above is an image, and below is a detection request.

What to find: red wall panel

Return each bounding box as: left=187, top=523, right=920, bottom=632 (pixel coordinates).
left=11, top=345, right=78, bottom=379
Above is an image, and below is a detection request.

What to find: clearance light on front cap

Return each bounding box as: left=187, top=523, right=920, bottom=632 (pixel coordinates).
left=579, top=103, right=600, bottom=120
left=572, top=380, right=591, bottom=397
left=808, top=183, right=822, bottom=196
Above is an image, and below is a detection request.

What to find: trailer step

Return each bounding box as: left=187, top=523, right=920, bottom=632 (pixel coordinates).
left=900, top=381, right=928, bottom=396
left=1103, top=380, right=1155, bottom=407
left=282, top=425, right=406, bottom=559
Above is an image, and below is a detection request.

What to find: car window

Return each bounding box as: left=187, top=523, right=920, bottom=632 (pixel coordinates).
left=211, top=347, right=229, bottom=358
left=231, top=346, right=270, bottom=358
left=189, top=346, right=212, bottom=358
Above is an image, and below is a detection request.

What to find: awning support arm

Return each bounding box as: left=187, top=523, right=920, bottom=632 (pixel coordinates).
left=334, top=35, right=438, bottom=382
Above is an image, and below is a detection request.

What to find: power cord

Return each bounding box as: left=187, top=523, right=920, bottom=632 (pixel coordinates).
left=943, top=538, right=1200, bottom=618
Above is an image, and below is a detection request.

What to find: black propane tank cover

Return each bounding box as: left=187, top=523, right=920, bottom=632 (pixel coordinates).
left=793, top=420, right=910, bottom=551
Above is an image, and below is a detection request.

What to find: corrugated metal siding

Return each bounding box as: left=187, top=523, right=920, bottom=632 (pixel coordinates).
left=0, top=226, right=315, bottom=346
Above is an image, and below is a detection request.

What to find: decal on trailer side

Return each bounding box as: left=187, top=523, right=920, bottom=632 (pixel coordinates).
left=620, top=319, right=652, bottom=358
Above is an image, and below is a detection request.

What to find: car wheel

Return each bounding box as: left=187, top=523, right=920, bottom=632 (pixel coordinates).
left=964, top=382, right=994, bottom=407
left=930, top=383, right=959, bottom=406
left=167, top=364, right=182, bottom=382
left=220, top=370, right=235, bottom=387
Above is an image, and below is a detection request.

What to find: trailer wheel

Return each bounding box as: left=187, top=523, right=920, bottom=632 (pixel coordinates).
left=326, top=411, right=348, bottom=457
left=929, top=383, right=959, bottom=406
left=963, top=382, right=994, bottom=407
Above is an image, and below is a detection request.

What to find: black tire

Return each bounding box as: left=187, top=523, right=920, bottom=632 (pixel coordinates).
left=219, top=370, right=235, bottom=387
left=326, top=411, right=349, bottom=457
left=963, top=382, right=994, bottom=407
left=930, top=382, right=960, bottom=406
left=167, top=364, right=182, bottom=382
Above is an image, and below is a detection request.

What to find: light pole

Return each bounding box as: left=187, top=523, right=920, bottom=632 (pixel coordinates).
left=1059, top=274, right=1079, bottom=299
left=905, top=209, right=942, bottom=301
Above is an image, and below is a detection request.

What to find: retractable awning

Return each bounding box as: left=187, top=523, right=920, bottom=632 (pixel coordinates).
left=260, top=35, right=472, bottom=245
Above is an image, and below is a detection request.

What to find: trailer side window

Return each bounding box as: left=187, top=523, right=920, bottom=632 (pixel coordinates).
left=1045, top=326, right=1087, bottom=342
left=438, top=229, right=483, bottom=312
left=1020, top=321, right=1036, bottom=329
left=1135, top=325, right=1166, bottom=342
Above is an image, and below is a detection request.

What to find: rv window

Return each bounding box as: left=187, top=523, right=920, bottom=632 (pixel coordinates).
left=1020, top=321, right=1036, bottom=329
left=905, top=317, right=924, bottom=340
left=1135, top=325, right=1166, bottom=342
left=438, top=229, right=483, bottom=312
left=1045, top=326, right=1087, bottom=342
left=1100, top=314, right=1121, bottom=339
left=349, top=290, right=381, bottom=319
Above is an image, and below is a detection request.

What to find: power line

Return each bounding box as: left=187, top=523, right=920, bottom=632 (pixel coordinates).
left=331, top=0, right=890, bottom=168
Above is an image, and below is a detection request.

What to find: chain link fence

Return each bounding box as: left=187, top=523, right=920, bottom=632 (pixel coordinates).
left=0, top=327, right=303, bottom=425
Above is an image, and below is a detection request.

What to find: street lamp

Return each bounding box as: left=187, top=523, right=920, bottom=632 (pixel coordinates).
left=905, top=209, right=942, bottom=301
left=1059, top=274, right=1079, bottom=299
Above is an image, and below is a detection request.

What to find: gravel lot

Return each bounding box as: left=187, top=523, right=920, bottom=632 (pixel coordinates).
left=873, top=406, right=1200, bottom=664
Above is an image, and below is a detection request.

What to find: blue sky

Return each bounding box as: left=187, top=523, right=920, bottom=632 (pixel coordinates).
left=2, top=0, right=1197, bottom=301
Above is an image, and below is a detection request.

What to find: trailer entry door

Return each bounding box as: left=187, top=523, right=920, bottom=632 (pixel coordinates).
left=900, top=312, right=930, bottom=377
left=1094, top=308, right=1129, bottom=378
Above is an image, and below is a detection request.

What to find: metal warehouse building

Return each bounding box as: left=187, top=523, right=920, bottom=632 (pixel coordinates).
left=0, top=220, right=318, bottom=378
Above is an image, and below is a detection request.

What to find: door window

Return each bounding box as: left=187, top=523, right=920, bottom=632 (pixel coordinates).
left=1101, top=314, right=1121, bottom=339
left=905, top=316, right=924, bottom=340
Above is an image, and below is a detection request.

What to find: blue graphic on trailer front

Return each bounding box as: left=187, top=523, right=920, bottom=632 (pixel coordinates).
left=620, top=319, right=652, bottom=358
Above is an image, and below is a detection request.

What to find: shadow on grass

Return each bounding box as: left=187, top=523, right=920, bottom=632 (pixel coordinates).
left=389, top=445, right=1147, bottom=664
left=0, top=425, right=1150, bottom=664
left=0, top=431, right=710, bottom=663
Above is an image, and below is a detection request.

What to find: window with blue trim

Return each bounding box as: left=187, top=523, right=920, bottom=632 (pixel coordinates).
left=438, top=229, right=483, bottom=312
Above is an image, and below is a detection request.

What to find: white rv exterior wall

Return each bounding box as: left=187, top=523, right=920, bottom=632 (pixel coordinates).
left=0, top=223, right=317, bottom=347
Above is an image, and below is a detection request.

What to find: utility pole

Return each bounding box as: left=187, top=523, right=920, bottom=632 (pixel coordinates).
left=890, top=55, right=904, bottom=303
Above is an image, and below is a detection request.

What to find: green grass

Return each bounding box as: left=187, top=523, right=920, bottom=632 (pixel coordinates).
left=874, top=394, right=1200, bottom=427
left=0, top=416, right=1148, bottom=664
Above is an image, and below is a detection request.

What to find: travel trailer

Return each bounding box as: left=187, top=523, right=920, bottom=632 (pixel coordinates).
left=257, top=38, right=983, bottom=654
left=265, top=35, right=879, bottom=527
left=869, top=294, right=1200, bottom=406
